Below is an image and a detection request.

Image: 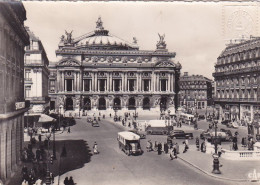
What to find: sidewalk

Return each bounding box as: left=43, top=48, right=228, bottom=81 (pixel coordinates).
left=177, top=145, right=259, bottom=182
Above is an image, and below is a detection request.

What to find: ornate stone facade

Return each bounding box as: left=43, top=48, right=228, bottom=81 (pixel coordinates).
left=49, top=18, right=181, bottom=113
left=0, top=2, right=29, bottom=183
left=213, top=37, right=260, bottom=122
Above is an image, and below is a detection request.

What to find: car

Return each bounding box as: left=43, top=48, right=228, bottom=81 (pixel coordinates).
left=38, top=127, right=49, bottom=133
left=220, top=128, right=233, bottom=138
left=87, top=117, right=93, bottom=123
left=129, top=129, right=146, bottom=139
left=198, top=115, right=205, bottom=120
left=169, top=130, right=193, bottom=139
left=200, top=130, right=231, bottom=142
left=221, top=120, right=230, bottom=125
left=92, top=120, right=99, bottom=127
left=227, top=121, right=239, bottom=129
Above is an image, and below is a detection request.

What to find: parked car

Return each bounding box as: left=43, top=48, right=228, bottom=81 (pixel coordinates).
left=200, top=130, right=231, bottom=142
left=87, top=117, right=93, bottom=123
left=168, top=130, right=193, bottom=139
left=198, top=115, right=205, bottom=120
left=227, top=121, right=239, bottom=129
left=219, top=128, right=233, bottom=138
left=129, top=129, right=146, bottom=139
left=221, top=120, right=230, bottom=125
left=92, top=120, right=99, bottom=127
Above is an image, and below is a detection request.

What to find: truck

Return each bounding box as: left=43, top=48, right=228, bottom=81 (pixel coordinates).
left=145, top=120, right=173, bottom=135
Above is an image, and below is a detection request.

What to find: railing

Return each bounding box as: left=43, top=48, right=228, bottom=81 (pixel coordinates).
left=25, top=59, right=42, bottom=65
left=24, top=78, right=32, bottom=82
left=213, top=66, right=260, bottom=77
left=221, top=149, right=260, bottom=160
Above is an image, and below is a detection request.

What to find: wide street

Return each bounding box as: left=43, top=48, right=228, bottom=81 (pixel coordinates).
left=53, top=113, right=252, bottom=185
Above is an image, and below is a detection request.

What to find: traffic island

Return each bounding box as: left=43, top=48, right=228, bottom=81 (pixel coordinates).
left=177, top=146, right=259, bottom=182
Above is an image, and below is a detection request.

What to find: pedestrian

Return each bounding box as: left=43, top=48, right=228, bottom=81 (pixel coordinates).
left=68, top=176, right=75, bottom=185
left=35, top=178, right=42, bottom=185
left=201, top=140, right=206, bottom=153
left=183, top=141, right=188, bottom=153
left=36, top=148, right=41, bottom=162
left=154, top=141, right=158, bottom=152
left=173, top=144, right=178, bottom=159
left=175, top=142, right=179, bottom=154
left=169, top=147, right=174, bottom=160
left=22, top=179, right=28, bottom=185
left=146, top=140, right=151, bottom=152
left=67, top=127, right=71, bottom=133
left=64, top=177, right=69, bottom=185
left=38, top=134, right=42, bottom=143
left=196, top=137, right=200, bottom=151
left=158, top=142, right=162, bottom=155
left=164, top=142, right=169, bottom=154
left=232, top=135, right=238, bottom=151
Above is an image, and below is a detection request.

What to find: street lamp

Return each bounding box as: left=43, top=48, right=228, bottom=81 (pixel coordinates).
left=59, top=105, right=62, bottom=130
left=26, top=111, right=29, bottom=128
left=45, top=132, right=52, bottom=185
left=52, top=125, right=56, bottom=160
left=28, top=127, right=33, bottom=143
left=212, top=120, right=221, bottom=174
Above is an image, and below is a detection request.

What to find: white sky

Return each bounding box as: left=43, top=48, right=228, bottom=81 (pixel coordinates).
left=23, top=1, right=259, bottom=79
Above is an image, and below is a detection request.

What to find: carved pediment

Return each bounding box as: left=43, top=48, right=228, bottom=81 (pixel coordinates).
left=155, top=60, right=175, bottom=67
left=58, top=58, right=80, bottom=66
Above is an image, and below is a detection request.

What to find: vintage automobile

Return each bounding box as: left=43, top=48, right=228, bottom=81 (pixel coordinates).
left=145, top=120, right=173, bottom=135
left=221, top=119, right=230, bottom=125
left=198, top=115, right=205, bottom=120
left=117, top=131, right=143, bottom=156
left=92, top=120, right=99, bottom=127
left=87, top=117, right=93, bottom=123
left=219, top=128, right=233, bottom=138
left=168, top=130, right=193, bottom=139
left=129, top=129, right=146, bottom=139
left=226, top=121, right=239, bottom=129
left=200, top=130, right=231, bottom=142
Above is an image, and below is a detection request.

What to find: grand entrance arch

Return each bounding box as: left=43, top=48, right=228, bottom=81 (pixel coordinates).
left=114, top=98, right=121, bottom=110
left=65, top=97, right=73, bottom=110
left=143, top=97, right=150, bottom=110
left=98, top=97, right=106, bottom=110
left=83, top=97, right=91, bottom=110
left=160, top=97, right=167, bottom=111
left=128, top=97, right=136, bottom=110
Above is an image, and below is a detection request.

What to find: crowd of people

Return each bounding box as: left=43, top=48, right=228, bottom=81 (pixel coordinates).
left=146, top=140, right=182, bottom=160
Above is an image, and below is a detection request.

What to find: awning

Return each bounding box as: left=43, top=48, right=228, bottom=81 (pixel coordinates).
left=38, top=114, right=56, bottom=123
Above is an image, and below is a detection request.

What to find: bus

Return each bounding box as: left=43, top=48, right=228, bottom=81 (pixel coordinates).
left=179, top=113, right=194, bottom=125
left=117, top=131, right=143, bottom=156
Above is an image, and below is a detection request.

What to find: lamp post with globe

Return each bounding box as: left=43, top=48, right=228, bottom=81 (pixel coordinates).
left=212, top=119, right=221, bottom=174
left=45, top=132, right=52, bottom=185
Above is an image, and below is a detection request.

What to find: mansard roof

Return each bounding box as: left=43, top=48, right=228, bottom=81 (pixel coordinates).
left=219, top=36, right=260, bottom=58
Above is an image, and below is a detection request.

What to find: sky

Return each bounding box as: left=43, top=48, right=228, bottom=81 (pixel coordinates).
left=23, top=1, right=259, bottom=79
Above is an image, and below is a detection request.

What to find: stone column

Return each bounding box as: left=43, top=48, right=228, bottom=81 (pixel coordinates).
left=168, top=74, right=170, bottom=92
left=83, top=79, right=85, bottom=91
left=107, top=73, right=110, bottom=91
left=57, top=71, right=61, bottom=92
left=110, top=73, right=113, bottom=92
left=65, top=79, right=67, bottom=92
left=122, top=73, right=125, bottom=91
left=97, top=79, right=100, bottom=91
left=91, top=73, right=95, bottom=91
left=125, top=73, right=127, bottom=92
left=149, top=80, right=151, bottom=91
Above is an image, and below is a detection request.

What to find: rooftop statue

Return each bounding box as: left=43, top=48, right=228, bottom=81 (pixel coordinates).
left=65, top=30, right=73, bottom=44
left=156, top=33, right=167, bottom=50
left=133, top=37, right=138, bottom=44
left=96, top=17, right=104, bottom=30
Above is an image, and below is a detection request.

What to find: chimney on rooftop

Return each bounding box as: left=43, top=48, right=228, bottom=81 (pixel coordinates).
left=184, top=72, right=188, bottom=76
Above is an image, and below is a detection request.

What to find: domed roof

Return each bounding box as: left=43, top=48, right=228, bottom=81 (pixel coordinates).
left=74, top=17, right=139, bottom=50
